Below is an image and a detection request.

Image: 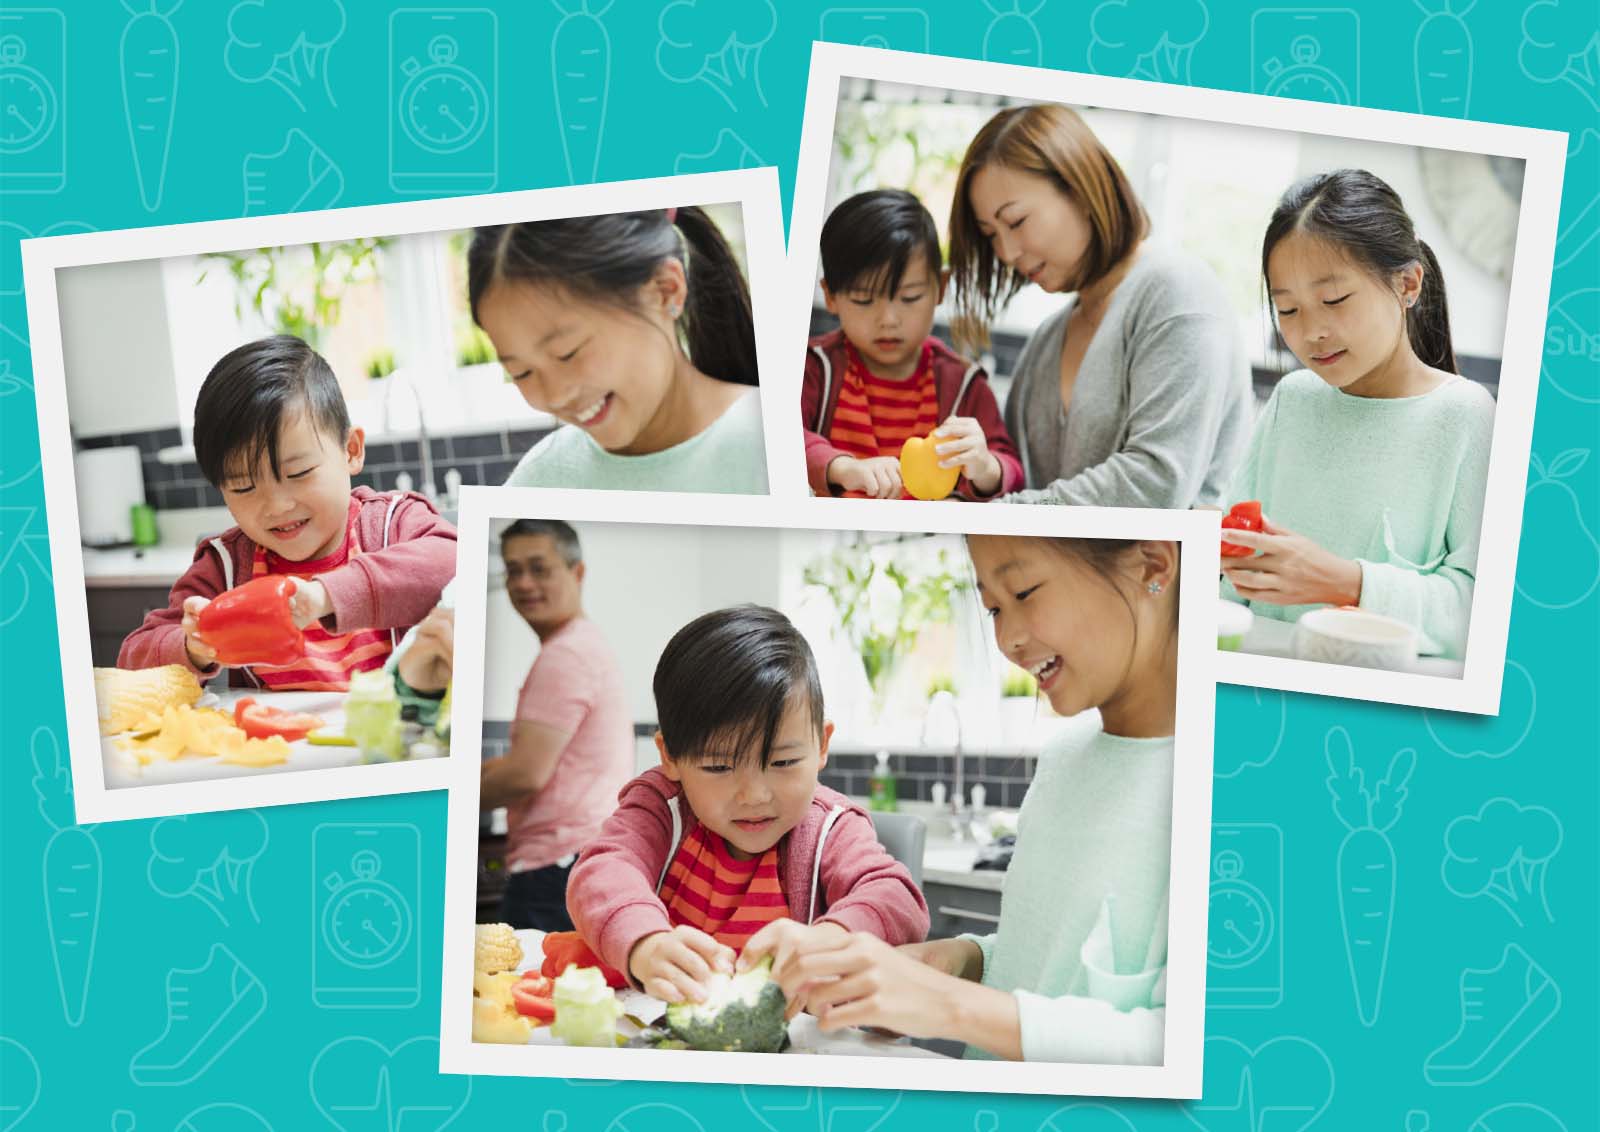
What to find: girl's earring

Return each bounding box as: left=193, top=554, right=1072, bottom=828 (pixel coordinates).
left=1147, top=580, right=1164, bottom=596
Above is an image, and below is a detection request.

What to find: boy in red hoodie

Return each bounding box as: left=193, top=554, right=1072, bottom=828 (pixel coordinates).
left=803, top=188, right=1022, bottom=500
left=118, top=335, right=457, bottom=690
left=566, top=604, right=928, bottom=1005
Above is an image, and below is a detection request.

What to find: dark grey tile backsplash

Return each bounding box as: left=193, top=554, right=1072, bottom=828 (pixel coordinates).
left=78, top=425, right=554, bottom=513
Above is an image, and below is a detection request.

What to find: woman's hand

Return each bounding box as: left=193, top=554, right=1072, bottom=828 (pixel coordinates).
left=398, top=606, right=455, bottom=693
left=829, top=455, right=903, bottom=499
left=1220, top=516, right=1363, bottom=607
left=934, top=416, right=1002, bottom=495
left=627, top=925, right=735, bottom=1004
left=180, top=596, right=218, bottom=669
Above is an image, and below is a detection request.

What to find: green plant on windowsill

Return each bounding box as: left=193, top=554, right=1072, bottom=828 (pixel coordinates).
left=804, top=538, right=969, bottom=716
left=459, top=324, right=497, bottom=368
left=926, top=672, right=957, bottom=699
left=1000, top=665, right=1037, bottom=699
left=197, top=237, right=391, bottom=350
left=365, top=348, right=397, bottom=379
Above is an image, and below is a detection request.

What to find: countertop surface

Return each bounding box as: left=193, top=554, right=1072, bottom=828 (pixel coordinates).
left=101, top=688, right=444, bottom=789
left=1223, top=599, right=1466, bottom=678
left=506, top=929, right=949, bottom=1058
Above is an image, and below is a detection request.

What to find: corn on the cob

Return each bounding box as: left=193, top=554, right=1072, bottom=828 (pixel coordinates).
left=94, top=665, right=202, bottom=735
left=474, top=922, right=523, bottom=974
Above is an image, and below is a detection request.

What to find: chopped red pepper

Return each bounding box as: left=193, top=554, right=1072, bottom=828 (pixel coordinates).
left=233, top=698, right=324, bottom=742
left=1221, top=500, right=1263, bottom=558
left=197, top=576, right=305, bottom=666
left=540, top=931, right=626, bottom=988
left=512, top=974, right=557, bottom=1021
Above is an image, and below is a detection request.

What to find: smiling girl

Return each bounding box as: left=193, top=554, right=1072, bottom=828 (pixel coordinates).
left=744, top=537, right=1178, bottom=1064
left=1221, top=169, right=1495, bottom=659
left=947, top=104, right=1253, bottom=509
left=467, top=207, right=767, bottom=493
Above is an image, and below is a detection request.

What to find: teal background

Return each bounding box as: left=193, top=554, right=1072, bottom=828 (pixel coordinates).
left=2, top=0, right=1596, bottom=1128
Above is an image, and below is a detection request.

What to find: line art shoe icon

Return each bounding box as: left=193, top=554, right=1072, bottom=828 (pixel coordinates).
left=1423, top=943, right=1561, bottom=1085
left=129, top=944, right=267, bottom=1086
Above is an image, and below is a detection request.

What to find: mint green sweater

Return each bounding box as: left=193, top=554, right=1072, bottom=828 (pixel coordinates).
left=504, top=387, right=768, bottom=493
left=962, top=720, right=1173, bottom=1064
left=1224, top=369, right=1494, bottom=658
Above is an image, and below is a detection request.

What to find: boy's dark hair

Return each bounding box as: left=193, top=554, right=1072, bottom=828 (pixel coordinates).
left=468, top=207, right=757, bottom=387
left=1263, top=168, right=1457, bottom=374
left=653, top=604, right=824, bottom=770
left=500, top=518, right=582, bottom=566
left=820, top=189, right=943, bottom=299
left=192, top=335, right=351, bottom=488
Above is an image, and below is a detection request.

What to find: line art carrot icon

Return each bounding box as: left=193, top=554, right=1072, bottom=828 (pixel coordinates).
left=1325, top=726, right=1416, bottom=1027
left=29, top=726, right=101, bottom=1028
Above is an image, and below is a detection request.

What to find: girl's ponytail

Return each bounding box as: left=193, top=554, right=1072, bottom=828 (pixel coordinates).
left=1262, top=168, right=1459, bottom=375
left=671, top=205, right=758, bottom=386
left=1409, top=239, right=1457, bottom=374
left=467, top=206, right=757, bottom=385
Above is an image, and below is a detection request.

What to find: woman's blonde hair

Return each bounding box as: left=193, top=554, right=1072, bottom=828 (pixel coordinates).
left=947, top=104, right=1149, bottom=349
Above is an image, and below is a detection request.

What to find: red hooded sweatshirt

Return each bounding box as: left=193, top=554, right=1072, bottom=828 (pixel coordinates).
left=567, top=766, right=929, bottom=986
left=802, top=329, right=1024, bottom=499
left=117, top=486, right=457, bottom=689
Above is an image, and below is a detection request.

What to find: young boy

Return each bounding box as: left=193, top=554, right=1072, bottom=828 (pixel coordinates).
left=118, top=335, right=458, bottom=690
left=566, top=604, right=928, bottom=1004
left=803, top=188, right=1022, bottom=500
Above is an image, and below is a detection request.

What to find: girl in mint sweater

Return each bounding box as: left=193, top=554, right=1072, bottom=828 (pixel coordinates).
left=742, top=537, right=1178, bottom=1063
left=1220, top=169, right=1494, bottom=659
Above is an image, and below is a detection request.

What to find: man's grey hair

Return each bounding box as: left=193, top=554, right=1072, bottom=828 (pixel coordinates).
left=499, top=519, right=582, bottom=566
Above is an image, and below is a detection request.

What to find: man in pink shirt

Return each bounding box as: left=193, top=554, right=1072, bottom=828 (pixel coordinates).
left=481, top=519, right=632, bottom=931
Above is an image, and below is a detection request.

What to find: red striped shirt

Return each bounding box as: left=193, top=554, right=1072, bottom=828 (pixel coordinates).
left=827, top=340, right=940, bottom=499
left=249, top=498, right=393, bottom=691
left=659, top=824, right=788, bottom=953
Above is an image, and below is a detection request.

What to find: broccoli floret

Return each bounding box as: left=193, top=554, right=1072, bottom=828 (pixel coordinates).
left=662, top=956, right=789, bottom=1052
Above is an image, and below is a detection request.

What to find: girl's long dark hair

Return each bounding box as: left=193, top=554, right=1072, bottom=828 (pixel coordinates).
left=467, top=207, right=757, bottom=386
left=1263, top=168, right=1457, bottom=374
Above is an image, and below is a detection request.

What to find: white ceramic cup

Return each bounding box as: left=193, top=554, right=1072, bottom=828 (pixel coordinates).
left=1292, top=607, right=1419, bottom=671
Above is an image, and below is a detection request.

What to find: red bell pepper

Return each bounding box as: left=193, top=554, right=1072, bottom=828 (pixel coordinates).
left=197, top=575, right=305, bottom=666
left=540, top=931, right=626, bottom=988
left=512, top=974, right=557, bottom=1021
left=233, top=698, right=324, bottom=742
left=1221, top=500, right=1263, bottom=558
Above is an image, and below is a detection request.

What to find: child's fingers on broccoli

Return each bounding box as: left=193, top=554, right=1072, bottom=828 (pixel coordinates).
left=661, top=955, right=790, bottom=1053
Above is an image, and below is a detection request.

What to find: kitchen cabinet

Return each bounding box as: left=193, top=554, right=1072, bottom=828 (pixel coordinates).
left=923, top=879, right=1003, bottom=941
left=86, top=585, right=172, bottom=666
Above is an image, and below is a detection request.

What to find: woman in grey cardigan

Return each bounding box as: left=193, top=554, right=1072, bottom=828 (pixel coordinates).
left=948, top=104, right=1253, bottom=509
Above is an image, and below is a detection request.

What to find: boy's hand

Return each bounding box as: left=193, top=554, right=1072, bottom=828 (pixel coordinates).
left=740, top=919, right=851, bottom=1020
left=287, top=578, right=333, bottom=628
left=829, top=455, right=903, bottom=499
left=934, top=416, right=1002, bottom=495
left=181, top=596, right=218, bottom=669
left=397, top=605, right=454, bottom=693
left=898, top=937, right=984, bottom=982
left=627, top=925, right=735, bottom=1004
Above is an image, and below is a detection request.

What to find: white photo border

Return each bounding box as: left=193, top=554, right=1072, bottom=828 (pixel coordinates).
left=22, top=168, right=791, bottom=823
left=440, top=484, right=1219, bottom=1099
left=779, top=43, right=1569, bottom=716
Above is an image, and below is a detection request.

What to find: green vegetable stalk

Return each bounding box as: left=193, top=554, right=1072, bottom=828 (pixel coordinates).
left=344, top=670, right=403, bottom=760
left=550, top=965, right=624, bottom=1048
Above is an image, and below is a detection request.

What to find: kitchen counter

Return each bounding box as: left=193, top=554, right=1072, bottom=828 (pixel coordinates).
left=503, top=929, right=949, bottom=1058
left=102, top=688, right=444, bottom=789
left=81, top=506, right=233, bottom=587
left=1224, top=600, right=1466, bottom=678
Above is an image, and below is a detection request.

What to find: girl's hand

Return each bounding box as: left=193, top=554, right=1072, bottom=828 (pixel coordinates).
left=398, top=606, right=455, bottom=693
left=740, top=919, right=851, bottom=1020
left=627, top=925, right=735, bottom=1004
left=934, top=416, right=1002, bottom=495
left=829, top=455, right=903, bottom=499
left=287, top=578, right=333, bottom=629
left=181, top=596, right=218, bottom=669
left=776, top=931, right=960, bottom=1038
left=1220, top=516, right=1363, bottom=607
left=899, top=937, right=984, bottom=982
